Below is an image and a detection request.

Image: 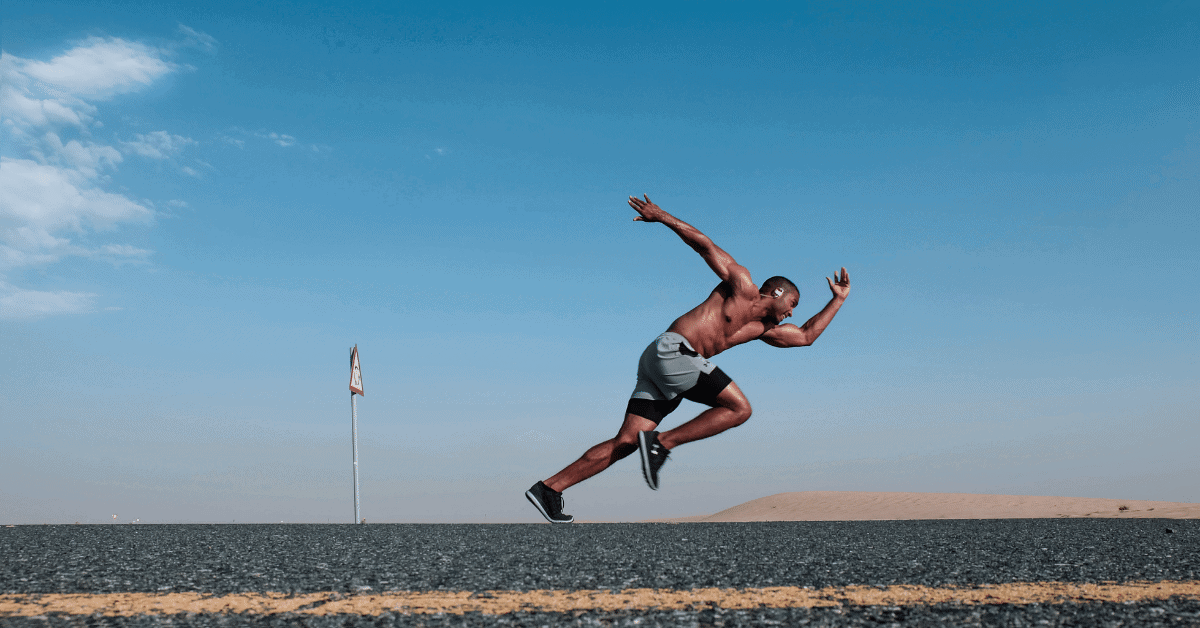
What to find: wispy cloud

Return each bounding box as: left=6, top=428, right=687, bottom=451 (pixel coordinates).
left=14, top=37, right=173, bottom=100
left=122, top=130, right=197, bottom=159
left=0, top=157, right=154, bottom=268
left=224, top=127, right=323, bottom=152
left=264, top=132, right=296, bottom=147
left=0, top=280, right=97, bottom=319
left=34, top=131, right=123, bottom=179
left=177, top=24, right=218, bottom=53
left=0, top=36, right=176, bottom=315
left=91, top=243, right=153, bottom=266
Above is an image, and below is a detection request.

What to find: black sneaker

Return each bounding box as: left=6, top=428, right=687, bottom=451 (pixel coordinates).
left=638, top=430, right=670, bottom=490
left=525, top=481, right=574, bottom=523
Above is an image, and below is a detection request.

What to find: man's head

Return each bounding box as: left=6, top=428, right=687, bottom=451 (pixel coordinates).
left=760, top=276, right=799, bottom=324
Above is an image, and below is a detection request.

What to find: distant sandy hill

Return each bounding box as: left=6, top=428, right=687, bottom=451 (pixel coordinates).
left=655, top=491, right=1200, bottom=522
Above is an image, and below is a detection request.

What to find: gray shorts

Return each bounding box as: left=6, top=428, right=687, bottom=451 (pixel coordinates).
left=627, top=332, right=733, bottom=424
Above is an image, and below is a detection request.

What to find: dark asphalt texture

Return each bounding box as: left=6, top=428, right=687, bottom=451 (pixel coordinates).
left=4, top=519, right=1199, bottom=626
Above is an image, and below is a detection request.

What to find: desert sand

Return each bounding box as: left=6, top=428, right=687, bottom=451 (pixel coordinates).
left=657, top=491, right=1200, bottom=522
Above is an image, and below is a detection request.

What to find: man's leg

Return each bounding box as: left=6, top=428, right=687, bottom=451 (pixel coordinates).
left=656, top=382, right=751, bottom=450
left=544, top=412, right=658, bottom=493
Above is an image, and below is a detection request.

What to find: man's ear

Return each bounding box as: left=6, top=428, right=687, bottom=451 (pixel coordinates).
left=771, top=287, right=784, bottom=298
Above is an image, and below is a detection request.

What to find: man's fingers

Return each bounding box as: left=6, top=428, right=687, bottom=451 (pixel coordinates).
left=841, top=267, right=849, bottom=283
left=634, top=216, right=644, bottom=221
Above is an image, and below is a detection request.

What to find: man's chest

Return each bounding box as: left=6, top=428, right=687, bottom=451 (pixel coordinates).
left=719, top=301, right=768, bottom=343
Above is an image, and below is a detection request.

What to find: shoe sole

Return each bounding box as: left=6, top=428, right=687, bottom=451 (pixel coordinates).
left=638, top=431, right=659, bottom=490
left=525, top=490, right=574, bottom=524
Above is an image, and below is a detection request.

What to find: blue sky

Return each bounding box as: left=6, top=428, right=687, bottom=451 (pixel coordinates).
left=2, top=1, right=1197, bottom=523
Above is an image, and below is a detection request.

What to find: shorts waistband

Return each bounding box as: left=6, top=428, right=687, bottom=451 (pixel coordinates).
left=656, top=331, right=698, bottom=354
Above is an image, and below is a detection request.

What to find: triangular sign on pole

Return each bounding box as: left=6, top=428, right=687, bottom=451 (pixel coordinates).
left=349, top=345, right=364, bottom=396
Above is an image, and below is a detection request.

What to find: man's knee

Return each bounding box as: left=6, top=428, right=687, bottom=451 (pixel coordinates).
left=731, top=398, right=752, bottom=425
left=615, top=431, right=639, bottom=448
left=719, top=391, right=751, bottom=425
left=614, top=413, right=651, bottom=452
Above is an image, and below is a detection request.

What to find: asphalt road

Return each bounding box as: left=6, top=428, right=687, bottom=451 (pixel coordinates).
left=3, top=519, right=1199, bottom=626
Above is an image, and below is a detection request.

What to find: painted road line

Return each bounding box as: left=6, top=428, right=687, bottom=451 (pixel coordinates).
left=3, top=581, right=1200, bottom=616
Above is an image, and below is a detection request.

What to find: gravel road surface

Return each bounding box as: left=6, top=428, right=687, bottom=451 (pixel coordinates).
left=3, top=519, right=1198, bottom=626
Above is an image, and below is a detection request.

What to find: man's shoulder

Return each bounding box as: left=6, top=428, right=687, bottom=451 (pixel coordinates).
left=714, top=276, right=759, bottom=300
left=727, top=264, right=758, bottom=294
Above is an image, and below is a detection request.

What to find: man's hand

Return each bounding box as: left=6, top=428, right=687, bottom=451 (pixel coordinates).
left=827, top=267, right=850, bottom=300
left=629, top=194, right=669, bottom=223
left=763, top=267, right=850, bottom=348
left=627, top=193, right=752, bottom=293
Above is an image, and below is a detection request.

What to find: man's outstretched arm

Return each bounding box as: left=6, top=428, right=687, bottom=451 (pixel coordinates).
left=761, top=268, right=850, bottom=348
left=628, top=195, right=753, bottom=292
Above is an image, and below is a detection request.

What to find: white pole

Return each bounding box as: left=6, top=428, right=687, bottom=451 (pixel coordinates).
left=351, top=391, right=361, bottom=524
left=351, top=346, right=361, bottom=525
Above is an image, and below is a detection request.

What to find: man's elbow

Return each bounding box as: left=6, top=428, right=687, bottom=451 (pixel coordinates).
left=792, top=327, right=816, bottom=347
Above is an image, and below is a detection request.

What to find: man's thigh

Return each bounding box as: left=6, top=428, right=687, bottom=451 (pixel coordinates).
left=680, top=365, right=735, bottom=408
left=625, top=397, right=683, bottom=426
left=616, top=412, right=659, bottom=441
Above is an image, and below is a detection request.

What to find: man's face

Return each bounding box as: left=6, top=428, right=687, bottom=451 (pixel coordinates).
left=770, top=293, right=799, bottom=324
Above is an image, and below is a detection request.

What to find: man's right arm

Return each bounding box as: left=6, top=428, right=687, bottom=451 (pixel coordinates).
left=628, top=195, right=754, bottom=294
left=760, top=268, right=850, bottom=348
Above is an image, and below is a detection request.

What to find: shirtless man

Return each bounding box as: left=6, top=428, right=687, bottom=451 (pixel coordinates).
left=526, top=195, right=850, bottom=523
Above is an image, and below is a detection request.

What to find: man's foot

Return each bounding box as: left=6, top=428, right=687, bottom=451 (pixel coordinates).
left=525, top=481, right=574, bottom=523
left=638, top=430, right=670, bottom=490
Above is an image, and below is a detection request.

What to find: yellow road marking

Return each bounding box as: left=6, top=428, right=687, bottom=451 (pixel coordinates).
left=3, top=581, right=1198, bottom=616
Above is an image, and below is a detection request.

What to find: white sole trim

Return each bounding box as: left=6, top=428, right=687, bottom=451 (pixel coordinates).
left=525, top=490, right=573, bottom=524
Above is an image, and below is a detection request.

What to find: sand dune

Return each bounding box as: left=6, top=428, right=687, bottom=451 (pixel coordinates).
left=658, top=491, right=1200, bottom=522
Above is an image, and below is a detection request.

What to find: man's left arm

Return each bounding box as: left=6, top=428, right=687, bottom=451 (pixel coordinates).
left=761, top=268, right=850, bottom=348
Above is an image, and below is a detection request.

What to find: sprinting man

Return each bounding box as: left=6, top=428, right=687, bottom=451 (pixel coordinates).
left=526, top=195, right=851, bottom=523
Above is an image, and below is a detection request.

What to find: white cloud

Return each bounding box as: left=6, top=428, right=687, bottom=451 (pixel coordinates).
left=89, top=243, right=153, bottom=266
left=0, top=281, right=96, bottom=319
left=226, top=128, right=308, bottom=149
left=177, top=25, right=217, bottom=53
left=37, top=132, right=123, bottom=178
left=97, top=244, right=152, bottom=257
left=267, top=132, right=296, bottom=147
left=122, top=130, right=197, bottom=159
left=0, top=158, right=152, bottom=233
left=17, top=37, right=173, bottom=99
left=0, top=157, right=153, bottom=269
left=0, top=36, right=175, bottom=309
left=0, top=53, right=94, bottom=129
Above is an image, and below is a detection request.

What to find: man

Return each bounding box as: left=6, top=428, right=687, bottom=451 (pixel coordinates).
left=526, top=195, right=850, bottom=523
